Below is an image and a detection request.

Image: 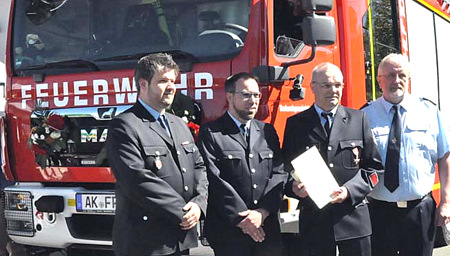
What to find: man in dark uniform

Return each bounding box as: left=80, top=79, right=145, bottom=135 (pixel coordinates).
left=106, top=53, right=208, bottom=256
left=197, top=72, right=287, bottom=256
left=283, top=63, right=384, bottom=256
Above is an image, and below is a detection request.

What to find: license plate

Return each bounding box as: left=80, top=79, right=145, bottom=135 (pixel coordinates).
left=76, top=193, right=116, bottom=213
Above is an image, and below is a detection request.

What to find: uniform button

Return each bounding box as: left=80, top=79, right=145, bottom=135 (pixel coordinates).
left=182, top=168, right=187, bottom=173
left=351, top=142, right=356, bottom=147
left=328, top=146, right=332, bottom=151
left=228, top=155, right=233, bottom=159
left=184, top=186, right=189, bottom=192
left=253, top=184, right=258, bottom=189
left=249, top=153, right=254, bottom=159
left=268, top=153, right=273, bottom=158
left=329, top=163, right=334, bottom=168
left=143, top=216, right=148, bottom=221
left=306, top=146, right=310, bottom=150
left=253, top=200, right=258, bottom=205
left=177, top=151, right=181, bottom=155
left=251, top=168, right=256, bottom=173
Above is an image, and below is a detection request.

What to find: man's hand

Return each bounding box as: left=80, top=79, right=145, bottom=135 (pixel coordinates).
left=435, top=202, right=450, bottom=226
left=292, top=180, right=308, bottom=198
left=237, top=209, right=267, bottom=242
left=330, top=186, right=349, bottom=204
left=180, top=202, right=201, bottom=230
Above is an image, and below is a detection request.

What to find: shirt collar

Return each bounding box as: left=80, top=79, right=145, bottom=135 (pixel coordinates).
left=314, top=103, right=338, bottom=118
left=380, top=94, right=410, bottom=114
left=138, top=98, right=165, bottom=120
left=227, top=110, right=250, bottom=130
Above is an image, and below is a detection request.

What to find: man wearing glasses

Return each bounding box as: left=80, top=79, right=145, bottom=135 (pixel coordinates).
left=197, top=72, right=287, bottom=256
left=283, top=63, right=383, bottom=256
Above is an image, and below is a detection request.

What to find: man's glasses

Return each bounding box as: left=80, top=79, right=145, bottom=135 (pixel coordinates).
left=233, top=91, right=262, bottom=100
left=378, top=72, right=409, bottom=81
left=312, top=82, right=344, bottom=89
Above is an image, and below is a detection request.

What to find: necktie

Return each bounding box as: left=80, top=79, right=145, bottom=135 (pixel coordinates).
left=385, top=105, right=401, bottom=192
left=157, top=115, right=171, bottom=136
left=240, top=123, right=249, bottom=145
left=321, top=112, right=333, bottom=137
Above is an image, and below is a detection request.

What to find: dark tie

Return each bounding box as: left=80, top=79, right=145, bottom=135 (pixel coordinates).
left=385, top=105, right=401, bottom=192
left=240, top=123, right=249, bottom=145
left=157, top=115, right=171, bottom=136
left=321, top=112, right=333, bottom=137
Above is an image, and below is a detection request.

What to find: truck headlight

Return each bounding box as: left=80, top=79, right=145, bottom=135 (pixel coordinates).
left=4, top=191, right=34, bottom=237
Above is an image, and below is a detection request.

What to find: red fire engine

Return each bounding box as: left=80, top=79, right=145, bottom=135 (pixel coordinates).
left=1, top=0, right=449, bottom=254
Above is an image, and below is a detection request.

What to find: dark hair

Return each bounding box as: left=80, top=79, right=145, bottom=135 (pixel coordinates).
left=224, top=72, right=258, bottom=93
left=134, top=53, right=180, bottom=94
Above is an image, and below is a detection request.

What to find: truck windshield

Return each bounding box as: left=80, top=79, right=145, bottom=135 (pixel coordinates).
left=12, top=0, right=250, bottom=74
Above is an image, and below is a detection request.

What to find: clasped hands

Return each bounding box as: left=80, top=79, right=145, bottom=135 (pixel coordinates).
left=292, top=180, right=349, bottom=204
left=237, top=208, right=269, bottom=243
left=180, top=202, right=201, bottom=230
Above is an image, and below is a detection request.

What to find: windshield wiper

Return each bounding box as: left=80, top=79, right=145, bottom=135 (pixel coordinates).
left=165, top=50, right=199, bottom=63
left=19, top=59, right=100, bottom=71
left=94, top=50, right=199, bottom=64
left=93, top=53, right=148, bottom=62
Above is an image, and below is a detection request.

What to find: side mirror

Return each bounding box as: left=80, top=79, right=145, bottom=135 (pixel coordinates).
left=252, top=65, right=290, bottom=83
left=302, top=0, right=334, bottom=13
left=302, top=15, right=336, bottom=46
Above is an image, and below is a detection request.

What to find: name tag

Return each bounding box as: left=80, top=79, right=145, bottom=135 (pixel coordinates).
left=396, top=201, right=407, bottom=208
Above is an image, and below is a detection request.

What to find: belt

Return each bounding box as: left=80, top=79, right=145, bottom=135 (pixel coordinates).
left=369, top=193, right=432, bottom=209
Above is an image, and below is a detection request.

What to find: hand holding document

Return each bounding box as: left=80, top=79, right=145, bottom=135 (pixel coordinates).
left=291, top=146, right=339, bottom=209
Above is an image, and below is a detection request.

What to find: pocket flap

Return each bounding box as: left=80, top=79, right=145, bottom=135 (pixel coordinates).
left=221, top=150, right=242, bottom=160
left=182, top=143, right=197, bottom=153
left=339, top=140, right=363, bottom=149
left=259, top=150, right=274, bottom=159
left=143, top=146, right=168, bottom=156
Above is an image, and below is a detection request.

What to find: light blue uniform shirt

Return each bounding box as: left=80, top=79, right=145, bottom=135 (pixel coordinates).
left=362, top=95, right=450, bottom=202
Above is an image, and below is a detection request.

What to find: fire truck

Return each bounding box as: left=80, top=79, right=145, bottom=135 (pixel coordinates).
left=1, top=0, right=449, bottom=255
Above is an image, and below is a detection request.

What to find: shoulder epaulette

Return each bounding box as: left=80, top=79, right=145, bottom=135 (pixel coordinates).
left=420, top=97, right=437, bottom=106
left=359, top=101, right=372, bottom=110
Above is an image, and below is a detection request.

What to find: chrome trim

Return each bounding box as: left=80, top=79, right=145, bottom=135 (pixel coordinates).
left=31, top=105, right=132, bottom=120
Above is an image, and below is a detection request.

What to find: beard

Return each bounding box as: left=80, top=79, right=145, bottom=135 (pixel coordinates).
left=234, top=107, right=257, bottom=121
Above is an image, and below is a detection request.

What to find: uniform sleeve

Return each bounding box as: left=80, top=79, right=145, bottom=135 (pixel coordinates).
left=197, top=125, right=248, bottom=226
left=106, top=117, right=186, bottom=225
left=343, top=112, right=384, bottom=206
left=186, top=126, right=208, bottom=216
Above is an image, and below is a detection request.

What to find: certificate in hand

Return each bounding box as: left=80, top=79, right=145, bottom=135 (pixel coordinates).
left=291, top=146, right=339, bottom=209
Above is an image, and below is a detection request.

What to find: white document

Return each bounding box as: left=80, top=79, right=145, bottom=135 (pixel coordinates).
left=291, top=146, right=339, bottom=209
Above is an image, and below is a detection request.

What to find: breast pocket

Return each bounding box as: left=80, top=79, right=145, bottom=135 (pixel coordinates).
left=143, top=146, right=169, bottom=173
left=219, top=150, right=244, bottom=181
left=339, top=140, right=363, bottom=169
left=259, top=150, right=274, bottom=177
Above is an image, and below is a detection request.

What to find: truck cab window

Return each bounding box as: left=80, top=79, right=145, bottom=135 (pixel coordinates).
left=273, top=0, right=306, bottom=56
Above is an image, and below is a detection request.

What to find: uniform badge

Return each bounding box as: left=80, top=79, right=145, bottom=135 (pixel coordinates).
left=369, top=172, right=379, bottom=188
left=155, top=156, right=162, bottom=170
left=352, top=147, right=360, bottom=165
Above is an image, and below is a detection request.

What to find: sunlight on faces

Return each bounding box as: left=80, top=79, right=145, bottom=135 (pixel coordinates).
left=311, top=64, right=344, bottom=112
left=139, top=69, right=177, bottom=112
left=377, top=57, right=410, bottom=104
left=227, top=78, right=260, bottom=123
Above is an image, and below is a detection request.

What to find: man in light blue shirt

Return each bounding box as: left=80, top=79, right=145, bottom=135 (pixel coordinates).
left=362, top=53, right=450, bottom=256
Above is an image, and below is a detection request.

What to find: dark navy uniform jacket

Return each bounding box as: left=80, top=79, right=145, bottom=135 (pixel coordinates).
left=197, top=113, right=286, bottom=246
left=283, top=105, right=384, bottom=241
left=106, top=101, right=208, bottom=256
